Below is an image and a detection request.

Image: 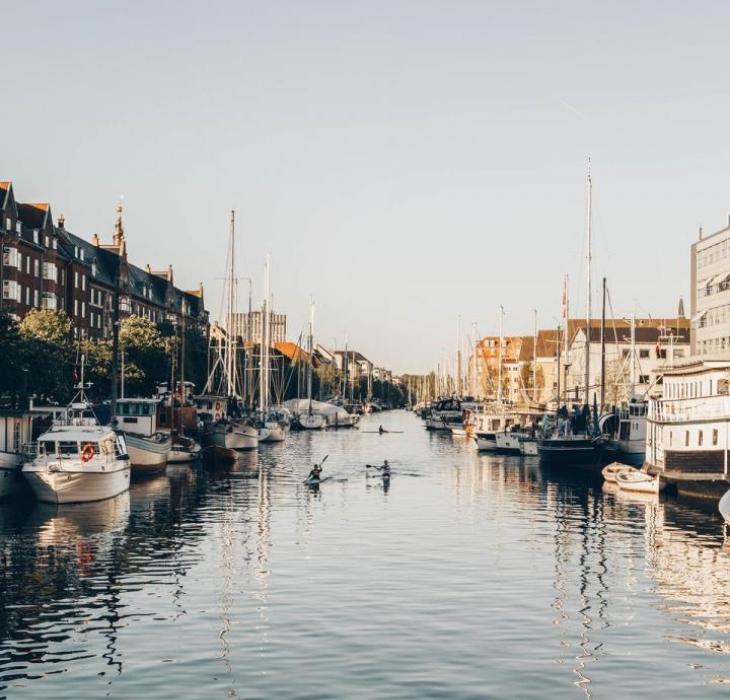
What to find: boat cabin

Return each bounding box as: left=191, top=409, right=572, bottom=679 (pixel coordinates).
left=0, top=408, right=35, bottom=467
left=33, top=428, right=127, bottom=461
left=116, top=399, right=162, bottom=437
left=193, top=395, right=231, bottom=424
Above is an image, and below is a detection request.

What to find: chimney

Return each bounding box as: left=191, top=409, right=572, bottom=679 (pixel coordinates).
left=145, top=263, right=151, bottom=273
left=91, top=233, right=100, bottom=247
left=57, top=213, right=65, bottom=229
left=678, top=297, right=685, bottom=319
left=698, top=225, right=703, bottom=241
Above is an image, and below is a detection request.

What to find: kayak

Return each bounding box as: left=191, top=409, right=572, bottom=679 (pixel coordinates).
left=304, top=476, right=331, bottom=485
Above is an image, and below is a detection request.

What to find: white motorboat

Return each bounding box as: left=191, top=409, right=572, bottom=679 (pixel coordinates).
left=615, top=468, right=664, bottom=494
left=602, top=462, right=635, bottom=483
left=474, top=411, right=517, bottom=451
left=116, top=398, right=171, bottom=476
left=520, top=439, right=538, bottom=456
left=424, top=398, right=463, bottom=431
left=259, top=409, right=291, bottom=443
left=495, top=431, right=521, bottom=454
left=23, top=426, right=131, bottom=504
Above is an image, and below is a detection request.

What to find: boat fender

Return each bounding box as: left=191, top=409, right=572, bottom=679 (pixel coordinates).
left=81, top=443, right=95, bottom=463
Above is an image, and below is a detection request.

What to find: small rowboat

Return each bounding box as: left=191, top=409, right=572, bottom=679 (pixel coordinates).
left=719, top=490, right=730, bottom=524
left=615, top=469, right=664, bottom=494
left=602, top=462, right=634, bottom=483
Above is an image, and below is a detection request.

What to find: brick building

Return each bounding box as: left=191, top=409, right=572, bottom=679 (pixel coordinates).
left=0, top=181, right=208, bottom=338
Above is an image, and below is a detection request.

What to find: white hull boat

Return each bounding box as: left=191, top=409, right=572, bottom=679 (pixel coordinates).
left=474, top=433, right=498, bottom=451
left=615, top=468, right=664, bottom=494
left=23, top=427, right=131, bottom=504
left=212, top=421, right=259, bottom=450
left=125, top=433, right=171, bottom=476
left=719, top=489, right=730, bottom=524
left=299, top=413, right=327, bottom=430
left=602, top=462, right=635, bottom=483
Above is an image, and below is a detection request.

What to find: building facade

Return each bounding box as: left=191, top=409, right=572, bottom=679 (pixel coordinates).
left=230, top=311, right=287, bottom=345
left=0, top=181, right=208, bottom=338
left=691, top=217, right=730, bottom=356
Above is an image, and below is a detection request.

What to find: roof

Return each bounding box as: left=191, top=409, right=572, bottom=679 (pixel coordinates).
left=17, top=202, right=49, bottom=229
left=334, top=350, right=371, bottom=363
left=0, top=182, right=9, bottom=209
left=274, top=341, right=311, bottom=363
left=583, top=324, right=690, bottom=344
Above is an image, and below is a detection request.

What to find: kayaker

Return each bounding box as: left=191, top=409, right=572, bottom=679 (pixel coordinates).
left=372, top=460, right=391, bottom=477
left=378, top=425, right=386, bottom=434
left=307, top=464, right=323, bottom=481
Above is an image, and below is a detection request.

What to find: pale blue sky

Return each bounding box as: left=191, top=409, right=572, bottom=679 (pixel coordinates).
left=3, top=1, right=729, bottom=373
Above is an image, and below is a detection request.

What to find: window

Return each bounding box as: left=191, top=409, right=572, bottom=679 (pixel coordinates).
left=25, top=287, right=29, bottom=305
left=41, top=292, right=57, bottom=310
left=81, top=302, right=85, bottom=318
left=32, top=230, right=39, bottom=245
left=2, top=246, right=20, bottom=269
left=2, top=280, right=20, bottom=301
left=685, top=431, right=690, bottom=447
left=639, top=375, right=649, bottom=384
left=74, top=299, right=78, bottom=316
left=33, top=259, right=39, bottom=277
left=4, top=217, right=10, bottom=230
left=82, top=274, right=86, bottom=291
left=699, top=430, right=703, bottom=446
left=44, top=235, right=49, bottom=248
left=33, top=289, right=38, bottom=307
left=639, top=349, right=650, bottom=358
left=25, top=256, right=29, bottom=274
left=657, top=349, right=667, bottom=359
left=713, top=429, right=719, bottom=446
left=42, top=262, right=57, bottom=282
left=74, top=271, right=79, bottom=288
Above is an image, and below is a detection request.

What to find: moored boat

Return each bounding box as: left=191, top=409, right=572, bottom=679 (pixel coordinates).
left=23, top=426, right=131, bottom=504
left=615, top=468, right=664, bottom=494
left=116, top=398, right=171, bottom=476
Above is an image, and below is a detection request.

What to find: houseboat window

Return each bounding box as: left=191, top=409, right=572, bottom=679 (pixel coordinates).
left=713, top=429, right=719, bottom=446
left=685, top=431, right=689, bottom=447
left=39, top=441, right=53, bottom=456
left=669, top=432, right=672, bottom=447
left=719, top=379, right=730, bottom=395
left=698, top=431, right=703, bottom=446
left=12, top=422, right=20, bottom=450
left=58, top=441, right=79, bottom=456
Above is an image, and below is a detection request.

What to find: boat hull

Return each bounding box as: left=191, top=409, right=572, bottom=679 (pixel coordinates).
left=260, top=423, right=287, bottom=442
left=474, top=433, right=498, bottom=451
left=495, top=432, right=521, bottom=454
left=23, top=466, right=131, bottom=504
left=299, top=414, right=327, bottom=430
left=212, top=423, right=259, bottom=450
left=537, top=438, right=606, bottom=469
left=125, top=435, right=171, bottom=476
left=0, top=453, right=25, bottom=498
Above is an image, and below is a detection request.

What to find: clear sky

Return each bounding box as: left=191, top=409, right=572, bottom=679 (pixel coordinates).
left=3, top=1, right=729, bottom=373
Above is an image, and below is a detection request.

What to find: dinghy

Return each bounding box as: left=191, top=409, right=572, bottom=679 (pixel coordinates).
left=615, top=469, right=664, bottom=494
left=602, top=462, right=635, bottom=483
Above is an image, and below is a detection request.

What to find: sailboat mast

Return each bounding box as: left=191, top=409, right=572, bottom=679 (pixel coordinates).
left=226, top=210, right=236, bottom=397
left=307, top=301, right=314, bottom=413
left=584, top=158, right=592, bottom=405
left=497, top=305, right=504, bottom=406
left=600, top=277, right=606, bottom=412
left=456, top=315, right=462, bottom=397
left=259, top=256, right=271, bottom=412
left=532, top=309, right=537, bottom=404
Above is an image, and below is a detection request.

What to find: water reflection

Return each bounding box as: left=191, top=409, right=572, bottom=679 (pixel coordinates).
left=3, top=413, right=730, bottom=697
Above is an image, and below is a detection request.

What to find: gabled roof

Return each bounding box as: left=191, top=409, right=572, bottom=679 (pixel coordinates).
left=17, top=202, right=50, bottom=229
left=274, top=341, right=310, bottom=363
left=0, top=182, right=10, bottom=210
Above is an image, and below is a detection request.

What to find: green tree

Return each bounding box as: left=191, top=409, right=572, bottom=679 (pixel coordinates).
left=0, top=313, right=27, bottom=401
left=19, top=309, right=74, bottom=401
left=120, top=316, right=169, bottom=396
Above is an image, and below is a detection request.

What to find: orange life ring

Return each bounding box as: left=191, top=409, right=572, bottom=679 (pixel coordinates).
left=215, top=401, right=222, bottom=411
left=81, top=443, right=95, bottom=462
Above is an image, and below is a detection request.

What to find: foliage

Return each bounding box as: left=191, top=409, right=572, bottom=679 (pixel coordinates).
left=119, top=316, right=168, bottom=397
left=0, top=313, right=28, bottom=400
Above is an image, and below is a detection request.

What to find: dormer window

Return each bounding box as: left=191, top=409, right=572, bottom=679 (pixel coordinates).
left=15, top=221, right=20, bottom=233
left=5, top=217, right=10, bottom=231
left=52, top=238, right=57, bottom=250
left=32, top=229, right=39, bottom=245
left=79, top=248, right=85, bottom=262
left=91, top=262, right=97, bottom=277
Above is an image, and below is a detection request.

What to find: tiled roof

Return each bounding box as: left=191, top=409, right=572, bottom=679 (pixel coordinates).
left=17, top=202, right=49, bottom=229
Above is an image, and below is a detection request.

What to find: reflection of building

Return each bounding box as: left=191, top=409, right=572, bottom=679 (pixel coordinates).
left=230, top=311, right=287, bottom=344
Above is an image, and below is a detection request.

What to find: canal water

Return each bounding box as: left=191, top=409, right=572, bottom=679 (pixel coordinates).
left=1, top=411, right=730, bottom=698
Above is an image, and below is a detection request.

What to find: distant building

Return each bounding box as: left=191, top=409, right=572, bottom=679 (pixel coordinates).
left=0, top=181, right=208, bottom=337
left=230, top=311, right=287, bottom=344
left=691, top=216, right=730, bottom=356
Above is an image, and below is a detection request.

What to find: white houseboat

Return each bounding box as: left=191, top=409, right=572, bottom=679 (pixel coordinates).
left=646, top=359, right=730, bottom=499
left=0, top=407, right=35, bottom=498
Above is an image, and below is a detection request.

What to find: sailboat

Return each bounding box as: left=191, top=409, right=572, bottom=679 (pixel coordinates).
left=257, top=256, right=290, bottom=443
left=537, top=160, right=606, bottom=470
left=195, top=211, right=259, bottom=451
left=299, top=301, right=326, bottom=430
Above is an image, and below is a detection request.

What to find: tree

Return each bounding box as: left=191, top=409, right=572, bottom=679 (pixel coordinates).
left=119, top=316, right=169, bottom=396
left=19, top=309, right=74, bottom=401
left=0, top=313, right=27, bottom=401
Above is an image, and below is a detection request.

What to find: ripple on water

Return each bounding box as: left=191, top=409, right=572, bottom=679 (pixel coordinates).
left=3, top=412, right=730, bottom=698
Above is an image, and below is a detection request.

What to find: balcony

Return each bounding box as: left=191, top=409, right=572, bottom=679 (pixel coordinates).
left=650, top=395, right=730, bottom=423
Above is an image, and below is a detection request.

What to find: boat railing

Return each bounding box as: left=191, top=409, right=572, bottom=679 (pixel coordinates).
left=650, top=396, right=730, bottom=422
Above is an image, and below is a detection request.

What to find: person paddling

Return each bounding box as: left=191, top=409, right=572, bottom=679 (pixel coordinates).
left=378, top=425, right=386, bottom=434
left=372, top=460, right=391, bottom=478
left=307, top=463, right=323, bottom=482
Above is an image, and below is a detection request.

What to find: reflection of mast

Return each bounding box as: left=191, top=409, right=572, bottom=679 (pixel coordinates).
left=218, top=480, right=235, bottom=684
